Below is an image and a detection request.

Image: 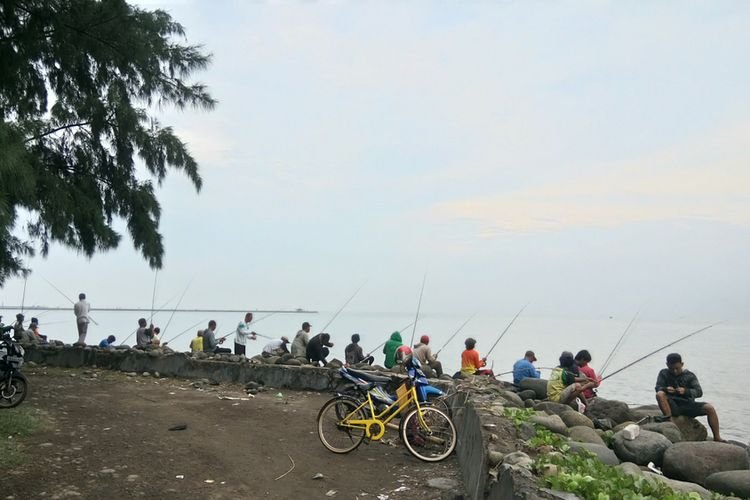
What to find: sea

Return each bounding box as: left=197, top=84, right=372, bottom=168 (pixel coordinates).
left=15, top=308, right=749, bottom=443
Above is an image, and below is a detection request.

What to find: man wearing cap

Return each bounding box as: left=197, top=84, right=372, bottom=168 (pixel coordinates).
left=655, top=353, right=724, bottom=441
left=412, top=335, right=443, bottom=377
left=512, top=350, right=541, bottom=385
left=262, top=336, right=290, bottom=357
left=291, top=322, right=311, bottom=361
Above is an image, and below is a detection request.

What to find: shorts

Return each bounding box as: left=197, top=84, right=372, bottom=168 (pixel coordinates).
left=668, top=397, right=707, bottom=418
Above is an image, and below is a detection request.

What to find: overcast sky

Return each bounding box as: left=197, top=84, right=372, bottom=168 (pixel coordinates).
left=4, top=1, right=750, bottom=322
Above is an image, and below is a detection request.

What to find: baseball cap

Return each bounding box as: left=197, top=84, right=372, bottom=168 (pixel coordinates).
left=525, top=350, right=537, bottom=361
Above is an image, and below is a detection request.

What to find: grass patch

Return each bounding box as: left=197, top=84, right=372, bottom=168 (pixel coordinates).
left=0, top=407, right=43, bottom=467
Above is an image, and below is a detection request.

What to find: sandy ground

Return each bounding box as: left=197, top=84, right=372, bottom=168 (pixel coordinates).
left=4, top=367, right=466, bottom=500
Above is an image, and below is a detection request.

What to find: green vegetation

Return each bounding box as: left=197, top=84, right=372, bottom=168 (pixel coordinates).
left=0, top=0, right=214, bottom=284
left=502, top=407, right=722, bottom=500
left=0, top=407, right=43, bottom=467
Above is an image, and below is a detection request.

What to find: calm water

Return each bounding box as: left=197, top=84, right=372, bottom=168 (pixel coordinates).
left=23, top=309, right=749, bottom=442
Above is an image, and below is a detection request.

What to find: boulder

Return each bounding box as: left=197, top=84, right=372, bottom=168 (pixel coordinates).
left=518, top=422, right=536, bottom=441
left=503, top=451, right=533, bottom=468
left=641, top=421, right=682, bottom=443
left=498, top=390, right=524, bottom=408
left=586, top=398, right=632, bottom=424
left=629, top=404, right=662, bottom=422
left=519, top=378, right=548, bottom=399
left=643, top=472, right=713, bottom=499
left=524, top=399, right=535, bottom=408
left=560, top=411, right=594, bottom=429
left=534, top=401, right=573, bottom=417
left=672, top=416, right=708, bottom=442
left=517, top=389, right=537, bottom=401
left=327, top=358, right=343, bottom=369
left=262, top=355, right=279, bottom=365
left=613, top=429, right=672, bottom=466
left=568, top=442, right=620, bottom=466
left=705, top=470, right=750, bottom=498
left=617, top=462, right=645, bottom=476
left=662, top=442, right=750, bottom=486
left=568, top=426, right=606, bottom=446
left=281, top=358, right=302, bottom=366
left=530, top=414, right=568, bottom=436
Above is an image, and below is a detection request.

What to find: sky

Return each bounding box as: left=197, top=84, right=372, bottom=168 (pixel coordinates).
left=3, top=0, right=750, bottom=324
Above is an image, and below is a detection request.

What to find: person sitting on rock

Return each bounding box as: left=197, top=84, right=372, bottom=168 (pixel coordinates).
left=575, top=349, right=601, bottom=399
left=203, top=320, right=231, bottom=354
left=262, top=336, right=290, bottom=358
left=291, top=322, right=311, bottom=361
left=12, top=313, right=25, bottom=341
left=135, top=318, right=154, bottom=348
left=383, top=331, right=403, bottom=369
left=345, top=334, right=374, bottom=366
left=412, top=335, right=443, bottom=377
left=461, top=338, right=494, bottom=376
left=29, top=318, right=48, bottom=344
left=307, top=333, right=334, bottom=366
left=512, top=350, right=540, bottom=385
left=394, top=344, right=412, bottom=367
left=99, top=335, right=116, bottom=349
left=547, top=351, right=596, bottom=408
left=655, top=352, right=724, bottom=442
left=190, top=330, right=203, bottom=353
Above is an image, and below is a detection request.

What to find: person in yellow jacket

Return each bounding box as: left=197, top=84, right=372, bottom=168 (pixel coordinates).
left=190, top=330, right=203, bottom=353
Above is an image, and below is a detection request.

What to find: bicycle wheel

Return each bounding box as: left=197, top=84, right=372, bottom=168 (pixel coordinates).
left=0, top=373, right=28, bottom=409
left=317, top=397, right=366, bottom=454
left=426, top=394, right=452, bottom=418
left=400, top=406, right=456, bottom=462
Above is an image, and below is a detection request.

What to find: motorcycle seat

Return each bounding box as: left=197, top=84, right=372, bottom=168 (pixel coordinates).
left=345, top=368, right=392, bottom=385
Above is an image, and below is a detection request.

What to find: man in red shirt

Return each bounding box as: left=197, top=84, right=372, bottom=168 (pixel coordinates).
left=575, top=350, right=601, bottom=399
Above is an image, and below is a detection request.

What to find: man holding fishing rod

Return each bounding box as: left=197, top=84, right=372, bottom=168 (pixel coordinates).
left=655, top=353, right=724, bottom=442
left=233, top=312, right=258, bottom=356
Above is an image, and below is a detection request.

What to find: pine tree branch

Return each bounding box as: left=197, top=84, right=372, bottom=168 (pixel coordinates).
left=24, top=121, right=92, bottom=143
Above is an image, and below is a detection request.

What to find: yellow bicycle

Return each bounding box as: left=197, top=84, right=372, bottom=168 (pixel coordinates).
left=316, top=358, right=456, bottom=462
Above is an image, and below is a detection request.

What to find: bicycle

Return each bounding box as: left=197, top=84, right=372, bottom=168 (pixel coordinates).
left=317, top=357, right=456, bottom=462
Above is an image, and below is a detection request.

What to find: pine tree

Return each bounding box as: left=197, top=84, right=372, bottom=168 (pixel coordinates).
left=0, top=0, right=215, bottom=285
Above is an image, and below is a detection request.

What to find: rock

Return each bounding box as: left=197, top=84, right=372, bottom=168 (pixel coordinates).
left=586, top=398, right=632, bottom=424
left=613, top=429, right=672, bottom=466
left=559, top=411, right=594, bottom=429
left=519, top=378, right=548, bottom=399
left=245, top=381, right=262, bottom=390
left=263, top=356, right=279, bottom=365
left=533, top=401, right=572, bottom=417
left=518, top=422, right=536, bottom=441
left=643, top=472, right=713, bottom=499
left=617, top=462, right=644, bottom=476
left=99, top=468, right=115, bottom=474
left=568, top=426, right=606, bottom=446
left=568, top=442, right=620, bottom=466
left=498, top=390, right=524, bottom=407
left=282, top=358, right=302, bottom=366
left=663, top=442, right=750, bottom=486
left=705, top=470, right=750, bottom=498
left=125, top=372, right=137, bottom=377
left=641, top=421, right=683, bottom=443
left=503, top=451, right=533, bottom=468
left=229, top=355, right=241, bottom=363
left=327, top=359, right=343, bottom=369
left=530, top=414, right=568, bottom=436
left=193, top=351, right=207, bottom=360
left=141, top=371, right=150, bottom=377
left=426, top=477, right=459, bottom=490
left=488, top=451, right=505, bottom=466
left=621, top=424, right=640, bottom=441
left=524, top=399, right=535, bottom=408
left=516, top=389, right=536, bottom=401
left=672, top=416, right=708, bottom=442
left=629, top=404, right=662, bottom=422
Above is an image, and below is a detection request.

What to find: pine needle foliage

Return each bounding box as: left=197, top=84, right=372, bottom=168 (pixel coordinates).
left=0, top=0, right=215, bottom=284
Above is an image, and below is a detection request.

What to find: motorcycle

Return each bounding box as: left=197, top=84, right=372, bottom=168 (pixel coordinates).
left=0, top=330, right=28, bottom=408
left=336, top=357, right=452, bottom=417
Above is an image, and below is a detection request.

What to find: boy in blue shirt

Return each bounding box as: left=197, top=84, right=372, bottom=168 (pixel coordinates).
left=513, top=350, right=540, bottom=385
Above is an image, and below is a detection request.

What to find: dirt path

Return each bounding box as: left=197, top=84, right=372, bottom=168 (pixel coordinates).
left=5, top=367, right=465, bottom=500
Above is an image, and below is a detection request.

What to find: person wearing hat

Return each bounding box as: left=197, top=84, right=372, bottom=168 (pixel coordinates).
left=655, top=353, right=723, bottom=441
left=547, top=351, right=596, bottom=407
left=512, top=350, right=541, bottom=385
left=307, top=333, right=334, bottom=367
left=413, top=335, right=443, bottom=377
left=262, top=336, right=290, bottom=357
left=291, top=322, right=312, bottom=361
left=461, top=338, right=494, bottom=377
left=345, top=334, right=374, bottom=366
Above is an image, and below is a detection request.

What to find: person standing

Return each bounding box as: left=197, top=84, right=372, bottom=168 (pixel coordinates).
left=73, top=293, right=90, bottom=345
left=203, top=320, right=231, bottom=354
left=345, top=334, right=374, bottom=366
left=235, top=312, right=257, bottom=356
left=307, top=333, right=334, bottom=367
left=412, top=335, right=443, bottom=377
left=383, top=331, right=403, bottom=369
left=512, top=350, right=541, bottom=385
left=655, top=353, right=723, bottom=442
left=291, top=322, right=311, bottom=360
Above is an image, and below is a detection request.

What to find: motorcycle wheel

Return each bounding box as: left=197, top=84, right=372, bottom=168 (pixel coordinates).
left=0, top=373, right=28, bottom=409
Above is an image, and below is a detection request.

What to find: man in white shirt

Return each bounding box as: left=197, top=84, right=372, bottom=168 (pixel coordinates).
left=262, top=337, right=290, bottom=357
left=235, top=312, right=257, bottom=356
left=73, top=293, right=90, bottom=345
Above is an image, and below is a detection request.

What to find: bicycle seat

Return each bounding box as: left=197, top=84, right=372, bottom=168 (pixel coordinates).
left=345, top=368, right=392, bottom=385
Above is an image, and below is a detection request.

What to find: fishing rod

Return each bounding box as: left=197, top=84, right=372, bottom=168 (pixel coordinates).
left=159, top=279, right=193, bottom=338
left=318, top=281, right=367, bottom=333
left=118, top=292, right=183, bottom=346
left=600, top=321, right=724, bottom=382
left=21, top=277, right=27, bottom=315
left=365, top=320, right=416, bottom=358
left=148, top=271, right=158, bottom=325
left=435, top=312, right=477, bottom=356
left=218, top=312, right=276, bottom=341
left=409, top=273, right=427, bottom=348
left=485, top=303, right=528, bottom=358
left=162, top=318, right=210, bottom=346
left=496, top=366, right=555, bottom=377
left=599, top=309, right=640, bottom=377
left=41, top=276, right=99, bottom=325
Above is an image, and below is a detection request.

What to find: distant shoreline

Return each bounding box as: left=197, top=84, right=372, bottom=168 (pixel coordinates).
left=0, top=306, right=318, bottom=314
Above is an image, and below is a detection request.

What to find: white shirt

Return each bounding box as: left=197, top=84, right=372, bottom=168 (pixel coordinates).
left=74, top=300, right=90, bottom=324
left=235, top=321, right=253, bottom=346
left=262, top=339, right=285, bottom=354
